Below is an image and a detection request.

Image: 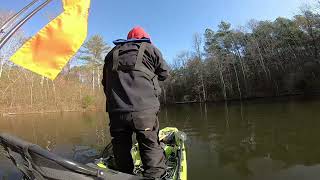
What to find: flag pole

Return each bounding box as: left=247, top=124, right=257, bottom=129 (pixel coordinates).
left=0, top=0, right=52, bottom=49
left=0, top=0, right=40, bottom=34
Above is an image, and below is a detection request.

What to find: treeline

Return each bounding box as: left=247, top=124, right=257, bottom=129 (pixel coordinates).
left=161, top=3, right=320, bottom=103
left=1, top=3, right=320, bottom=113
left=0, top=11, right=109, bottom=113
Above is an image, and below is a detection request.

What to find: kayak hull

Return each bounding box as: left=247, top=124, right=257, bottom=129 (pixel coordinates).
left=0, top=127, right=187, bottom=180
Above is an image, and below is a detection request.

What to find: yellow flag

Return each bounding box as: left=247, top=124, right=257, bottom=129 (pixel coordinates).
left=10, top=0, right=91, bottom=80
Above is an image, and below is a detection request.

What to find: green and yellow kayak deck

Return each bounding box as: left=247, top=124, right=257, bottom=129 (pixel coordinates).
left=96, top=127, right=187, bottom=180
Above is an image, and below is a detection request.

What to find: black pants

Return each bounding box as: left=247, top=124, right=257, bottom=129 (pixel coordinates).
left=109, top=108, right=166, bottom=178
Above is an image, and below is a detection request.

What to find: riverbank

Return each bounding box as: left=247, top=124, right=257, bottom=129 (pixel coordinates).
left=0, top=106, right=104, bottom=117
left=169, top=90, right=320, bottom=105
left=2, top=90, right=320, bottom=116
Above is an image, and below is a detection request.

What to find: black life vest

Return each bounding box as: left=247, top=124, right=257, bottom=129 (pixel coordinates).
left=111, top=42, right=161, bottom=97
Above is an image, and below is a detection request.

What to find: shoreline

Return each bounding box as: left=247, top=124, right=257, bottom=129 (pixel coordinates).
left=169, top=91, right=320, bottom=105
left=1, top=108, right=103, bottom=117
left=2, top=92, right=320, bottom=116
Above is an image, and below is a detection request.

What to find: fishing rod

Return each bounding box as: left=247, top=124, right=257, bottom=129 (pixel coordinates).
left=0, top=0, right=52, bottom=49
left=0, top=0, right=40, bottom=34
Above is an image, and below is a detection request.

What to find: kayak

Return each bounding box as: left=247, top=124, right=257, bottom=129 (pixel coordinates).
left=0, top=127, right=187, bottom=180
left=97, top=127, right=187, bottom=180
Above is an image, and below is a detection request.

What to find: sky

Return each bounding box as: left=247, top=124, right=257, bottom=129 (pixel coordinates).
left=0, top=0, right=314, bottom=63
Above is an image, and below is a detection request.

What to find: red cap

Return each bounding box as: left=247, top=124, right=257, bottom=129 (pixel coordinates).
left=127, top=26, right=151, bottom=40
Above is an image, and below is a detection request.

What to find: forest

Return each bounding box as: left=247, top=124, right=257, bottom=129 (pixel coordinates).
left=162, top=3, right=320, bottom=103
left=0, top=2, right=319, bottom=113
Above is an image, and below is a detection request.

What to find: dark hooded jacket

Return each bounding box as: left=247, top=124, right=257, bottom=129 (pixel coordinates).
left=102, top=30, right=169, bottom=112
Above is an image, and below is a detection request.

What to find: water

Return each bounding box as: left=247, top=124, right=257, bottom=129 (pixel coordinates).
left=1, top=97, right=320, bottom=180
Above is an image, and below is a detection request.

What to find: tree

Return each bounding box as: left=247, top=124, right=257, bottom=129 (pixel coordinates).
left=193, top=33, right=207, bottom=102
left=161, top=2, right=320, bottom=104
left=79, top=35, right=111, bottom=91
left=295, top=10, right=320, bottom=59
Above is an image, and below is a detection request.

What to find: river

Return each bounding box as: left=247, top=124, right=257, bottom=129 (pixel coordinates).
left=1, top=97, right=320, bottom=180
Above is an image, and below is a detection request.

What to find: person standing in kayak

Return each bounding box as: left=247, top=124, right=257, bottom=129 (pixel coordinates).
left=101, top=26, right=169, bottom=178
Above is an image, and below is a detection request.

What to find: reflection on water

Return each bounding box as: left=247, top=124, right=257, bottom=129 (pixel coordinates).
left=159, top=97, right=320, bottom=180
left=1, top=97, right=320, bottom=180
left=0, top=112, right=110, bottom=179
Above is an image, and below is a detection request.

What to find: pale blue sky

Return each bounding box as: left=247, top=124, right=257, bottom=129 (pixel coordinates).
left=0, top=0, right=313, bottom=63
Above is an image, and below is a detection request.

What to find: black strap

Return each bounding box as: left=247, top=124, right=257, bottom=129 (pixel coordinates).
left=135, top=42, right=156, bottom=79
left=6, top=147, right=32, bottom=179
left=4, top=145, right=45, bottom=180
left=135, top=42, right=147, bottom=68
left=135, top=43, right=161, bottom=96
left=23, top=145, right=46, bottom=180
left=112, top=48, right=120, bottom=71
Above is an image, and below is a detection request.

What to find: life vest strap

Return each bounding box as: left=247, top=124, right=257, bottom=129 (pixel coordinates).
left=112, top=48, right=120, bottom=72
left=135, top=42, right=156, bottom=79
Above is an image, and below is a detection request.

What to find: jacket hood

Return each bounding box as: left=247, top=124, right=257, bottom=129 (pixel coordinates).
left=113, top=38, right=151, bottom=45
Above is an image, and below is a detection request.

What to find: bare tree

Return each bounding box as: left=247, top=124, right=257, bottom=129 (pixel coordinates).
left=193, top=33, right=207, bottom=102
